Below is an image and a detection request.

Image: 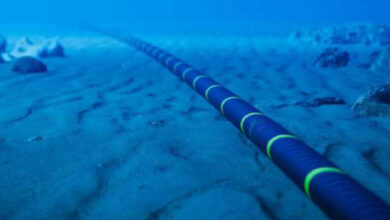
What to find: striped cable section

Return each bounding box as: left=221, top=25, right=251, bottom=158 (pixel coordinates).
left=95, top=28, right=390, bottom=220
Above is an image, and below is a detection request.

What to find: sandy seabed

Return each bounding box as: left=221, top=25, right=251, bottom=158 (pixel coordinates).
left=0, top=25, right=389, bottom=219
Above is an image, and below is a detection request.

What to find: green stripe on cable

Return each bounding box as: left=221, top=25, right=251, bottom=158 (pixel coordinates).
left=220, top=96, right=240, bottom=116
left=173, top=62, right=183, bottom=72
left=192, top=75, right=207, bottom=89
left=205, top=84, right=221, bottom=101
left=240, top=112, right=263, bottom=135
left=304, top=167, right=345, bottom=198
left=165, top=57, right=174, bottom=66
left=266, top=134, right=296, bottom=159
left=182, top=67, right=194, bottom=80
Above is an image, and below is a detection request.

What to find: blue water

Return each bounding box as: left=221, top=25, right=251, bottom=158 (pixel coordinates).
left=1, top=1, right=390, bottom=220
left=2, top=0, right=390, bottom=25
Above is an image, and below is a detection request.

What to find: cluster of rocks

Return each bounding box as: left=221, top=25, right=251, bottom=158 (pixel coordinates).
left=0, top=35, right=64, bottom=73
left=302, top=24, right=390, bottom=70
left=289, top=23, right=390, bottom=45
left=352, top=85, right=390, bottom=117
left=11, top=37, right=64, bottom=58
left=314, top=47, right=350, bottom=68
left=313, top=43, right=389, bottom=71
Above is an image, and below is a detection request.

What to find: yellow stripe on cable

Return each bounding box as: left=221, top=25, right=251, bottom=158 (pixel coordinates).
left=152, top=48, right=158, bottom=57
left=204, top=85, right=221, bottom=101
left=173, top=62, right=183, bottom=72
left=240, top=112, right=263, bottom=135
left=158, top=52, right=165, bottom=61
left=139, top=42, right=145, bottom=50
left=165, top=57, right=174, bottom=66
left=143, top=44, right=149, bottom=52
left=146, top=45, right=153, bottom=53
left=304, top=167, right=344, bottom=198
left=266, top=134, right=297, bottom=159
left=220, top=96, right=240, bottom=116
left=143, top=45, right=149, bottom=52
left=192, top=75, right=207, bottom=89
left=182, top=67, right=194, bottom=80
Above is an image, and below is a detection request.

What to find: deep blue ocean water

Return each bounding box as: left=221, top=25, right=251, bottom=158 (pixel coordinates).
left=1, top=1, right=390, bottom=219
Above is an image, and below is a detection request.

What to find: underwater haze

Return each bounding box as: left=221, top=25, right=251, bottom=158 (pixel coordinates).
left=1, top=0, right=390, bottom=220
left=1, top=0, right=390, bottom=24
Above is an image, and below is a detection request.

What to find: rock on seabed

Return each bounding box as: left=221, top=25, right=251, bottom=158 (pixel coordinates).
left=12, top=56, right=47, bottom=74
left=352, top=85, right=390, bottom=117
left=43, top=39, right=65, bottom=57
left=314, top=47, right=350, bottom=68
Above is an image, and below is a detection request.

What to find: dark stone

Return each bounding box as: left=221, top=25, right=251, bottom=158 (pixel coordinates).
left=366, top=85, right=390, bottom=104
left=41, top=40, right=65, bottom=58
left=314, top=47, right=350, bottom=68
left=352, top=85, right=390, bottom=117
left=295, top=97, right=346, bottom=107
left=273, top=97, right=345, bottom=109
left=148, top=120, right=165, bottom=127
left=12, top=56, right=47, bottom=73
left=27, top=136, right=43, bottom=142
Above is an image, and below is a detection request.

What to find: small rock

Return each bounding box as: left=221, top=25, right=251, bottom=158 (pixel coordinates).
left=352, top=85, right=390, bottom=117
left=371, top=45, right=390, bottom=73
left=41, top=39, right=65, bottom=57
left=314, top=47, right=350, bottom=68
left=148, top=120, right=165, bottom=127
left=295, top=97, right=346, bottom=107
left=274, top=97, right=345, bottom=109
left=26, top=136, right=43, bottom=142
left=366, top=85, right=390, bottom=104
left=13, top=56, right=47, bottom=73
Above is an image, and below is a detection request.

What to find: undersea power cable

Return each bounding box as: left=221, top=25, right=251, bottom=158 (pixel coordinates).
left=96, top=28, right=390, bottom=220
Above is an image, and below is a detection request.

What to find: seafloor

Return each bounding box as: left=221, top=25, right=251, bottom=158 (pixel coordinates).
left=0, top=24, right=390, bottom=219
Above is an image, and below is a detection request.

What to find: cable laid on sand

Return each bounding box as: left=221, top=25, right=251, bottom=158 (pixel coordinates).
left=95, top=28, right=390, bottom=220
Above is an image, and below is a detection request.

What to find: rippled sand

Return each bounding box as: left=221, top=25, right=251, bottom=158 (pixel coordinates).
left=0, top=25, right=389, bottom=219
